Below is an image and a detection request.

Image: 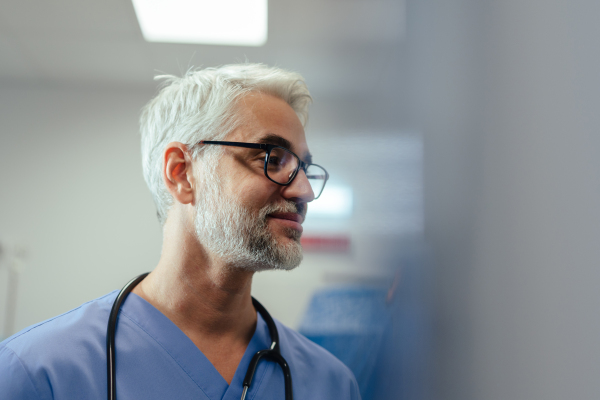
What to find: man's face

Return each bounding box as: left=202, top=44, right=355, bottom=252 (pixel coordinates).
left=194, top=93, right=315, bottom=271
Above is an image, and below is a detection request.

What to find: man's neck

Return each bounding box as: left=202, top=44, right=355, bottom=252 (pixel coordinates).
left=132, top=232, right=257, bottom=384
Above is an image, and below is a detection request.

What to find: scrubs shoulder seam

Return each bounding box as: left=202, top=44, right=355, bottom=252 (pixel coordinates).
left=0, top=345, right=47, bottom=400
left=119, top=309, right=211, bottom=399
left=3, top=291, right=118, bottom=346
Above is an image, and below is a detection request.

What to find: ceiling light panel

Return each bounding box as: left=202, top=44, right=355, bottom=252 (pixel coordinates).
left=131, top=0, right=268, bottom=46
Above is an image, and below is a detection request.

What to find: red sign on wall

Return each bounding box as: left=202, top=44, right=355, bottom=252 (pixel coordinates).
left=300, top=235, right=351, bottom=253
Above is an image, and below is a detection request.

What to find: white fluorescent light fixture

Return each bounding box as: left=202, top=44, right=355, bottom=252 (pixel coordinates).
left=131, top=0, right=268, bottom=46
left=308, top=186, right=353, bottom=218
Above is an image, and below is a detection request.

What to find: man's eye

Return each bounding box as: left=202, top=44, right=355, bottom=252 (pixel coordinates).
left=268, top=156, right=282, bottom=166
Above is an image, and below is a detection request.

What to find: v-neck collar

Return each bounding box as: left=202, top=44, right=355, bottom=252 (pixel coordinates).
left=119, top=292, right=275, bottom=400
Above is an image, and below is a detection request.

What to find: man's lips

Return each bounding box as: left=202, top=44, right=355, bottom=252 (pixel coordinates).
left=268, top=212, right=305, bottom=225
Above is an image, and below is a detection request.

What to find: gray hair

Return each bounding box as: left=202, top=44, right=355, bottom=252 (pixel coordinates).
left=139, top=63, right=312, bottom=225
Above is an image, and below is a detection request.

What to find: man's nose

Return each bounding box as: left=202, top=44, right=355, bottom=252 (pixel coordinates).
left=282, top=169, right=315, bottom=203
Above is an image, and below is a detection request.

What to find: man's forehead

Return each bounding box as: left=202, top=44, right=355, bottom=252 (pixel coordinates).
left=229, top=93, right=313, bottom=161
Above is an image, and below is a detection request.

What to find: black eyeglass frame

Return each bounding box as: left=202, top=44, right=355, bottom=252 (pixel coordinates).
left=199, top=140, right=329, bottom=199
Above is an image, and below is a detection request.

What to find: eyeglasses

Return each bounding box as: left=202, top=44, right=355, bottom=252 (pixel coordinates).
left=199, top=140, right=329, bottom=199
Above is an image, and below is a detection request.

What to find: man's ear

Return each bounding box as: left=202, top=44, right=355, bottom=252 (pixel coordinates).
left=163, top=142, right=195, bottom=205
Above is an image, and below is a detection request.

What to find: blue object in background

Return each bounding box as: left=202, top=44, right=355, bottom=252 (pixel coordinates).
left=298, top=255, right=431, bottom=400
left=298, top=287, right=391, bottom=399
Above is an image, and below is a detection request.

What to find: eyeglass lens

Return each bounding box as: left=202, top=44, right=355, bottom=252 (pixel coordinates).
left=266, top=147, right=327, bottom=198
left=305, top=164, right=327, bottom=198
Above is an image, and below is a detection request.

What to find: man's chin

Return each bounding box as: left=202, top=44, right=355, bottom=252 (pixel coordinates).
left=231, top=247, right=303, bottom=272
left=252, top=234, right=303, bottom=272
left=283, top=227, right=302, bottom=243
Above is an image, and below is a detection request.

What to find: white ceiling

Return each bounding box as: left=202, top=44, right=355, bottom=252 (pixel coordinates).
left=0, top=0, right=406, bottom=99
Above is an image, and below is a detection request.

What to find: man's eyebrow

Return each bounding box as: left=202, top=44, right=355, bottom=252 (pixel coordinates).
left=258, top=133, right=313, bottom=163
left=257, top=134, right=292, bottom=149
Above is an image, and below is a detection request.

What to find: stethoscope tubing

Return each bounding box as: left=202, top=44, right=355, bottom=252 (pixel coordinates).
left=106, top=272, right=149, bottom=400
left=106, top=272, right=293, bottom=400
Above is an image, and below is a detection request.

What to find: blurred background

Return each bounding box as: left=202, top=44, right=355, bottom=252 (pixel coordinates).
left=2, top=0, right=600, bottom=399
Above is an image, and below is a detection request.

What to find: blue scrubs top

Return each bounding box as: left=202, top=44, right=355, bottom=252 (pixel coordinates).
left=0, top=291, right=360, bottom=400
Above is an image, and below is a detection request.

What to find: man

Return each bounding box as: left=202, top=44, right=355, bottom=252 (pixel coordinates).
left=0, top=64, right=360, bottom=399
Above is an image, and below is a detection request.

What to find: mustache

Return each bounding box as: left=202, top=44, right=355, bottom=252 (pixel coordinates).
left=261, top=201, right=306, bottom=219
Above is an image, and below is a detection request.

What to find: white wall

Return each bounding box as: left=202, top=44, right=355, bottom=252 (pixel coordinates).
left=0, top=85, right=162, bottom=332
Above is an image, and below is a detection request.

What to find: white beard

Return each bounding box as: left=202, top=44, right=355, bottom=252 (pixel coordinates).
left=194, top=163, right=304, bottom=272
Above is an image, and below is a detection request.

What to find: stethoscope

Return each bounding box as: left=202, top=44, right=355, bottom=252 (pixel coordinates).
left=106, top=273, right=293, bottom=400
